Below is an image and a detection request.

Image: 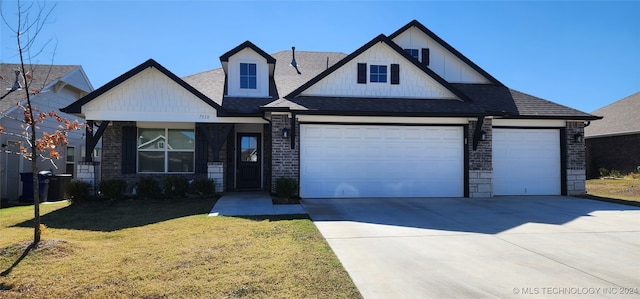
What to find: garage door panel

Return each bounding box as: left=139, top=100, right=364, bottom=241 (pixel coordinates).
left=493, top=128, right=560, bottom=195
left=300, top=124, right=464, bottom=198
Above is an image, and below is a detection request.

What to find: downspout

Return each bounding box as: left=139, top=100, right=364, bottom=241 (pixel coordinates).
left=290, top=112, right=296, bottom=150
left=472, top=115, right=485, bottom=151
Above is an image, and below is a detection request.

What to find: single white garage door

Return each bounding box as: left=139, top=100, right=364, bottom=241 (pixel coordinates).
left=300, top=124, right=464, bottom=198
left=492, top=128, right=561, bottom=195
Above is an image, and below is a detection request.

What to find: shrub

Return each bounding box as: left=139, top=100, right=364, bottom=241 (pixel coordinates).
left=164, top=176, right=189, bottom=198
left=599, top=168, right=609, bottom=178
left=66, top=179, right=92, bottom=204
left=275, top=177, right=298, bottom=199
left=99, top=179, right=127, bottom=200
left=191, top=178, right=215, bottom=196
left=136, top=176, right=161, bottom=199
left=609, top=169, right=623, bottom=178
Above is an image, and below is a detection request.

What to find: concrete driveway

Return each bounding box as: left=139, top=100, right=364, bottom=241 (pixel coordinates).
left=302, top=196, right=640, bottom=298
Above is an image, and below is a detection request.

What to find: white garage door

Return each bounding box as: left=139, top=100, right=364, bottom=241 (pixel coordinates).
left=300, top=124, right=464, bottom=198
left=493, top=128, right=561, bottom=195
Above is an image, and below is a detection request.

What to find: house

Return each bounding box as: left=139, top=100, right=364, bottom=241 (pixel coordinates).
left=585, top=91, right=640, bottom=178
left=0, top=63, right=94, bottom=202
left=61, top=20, right=599, bottom=198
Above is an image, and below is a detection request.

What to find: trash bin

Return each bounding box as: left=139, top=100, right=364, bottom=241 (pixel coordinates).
left=19, top=171, right=52, bottom=202
left=48, top=174, right=73, bottom=201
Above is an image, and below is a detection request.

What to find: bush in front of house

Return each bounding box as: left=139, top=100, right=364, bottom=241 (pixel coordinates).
left=136, top=176, right=161, bottom=200
left=99, top=179, right=127, bottom=200
left=163, top=176, right=189, bottom=198
left=275, top=177, right=298, bottom=200
left=191, top=178, right=215, bottom=196
left=66, top=179, right=92, bottom=204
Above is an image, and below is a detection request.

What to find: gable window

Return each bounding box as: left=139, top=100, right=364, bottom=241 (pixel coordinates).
left=370, top=65, right=387, bottom=83
left=239, top=63, right=257, bottom=89
left=138, top=128, right=195, bottom=173
left=405, top=49, right=419, bottom=60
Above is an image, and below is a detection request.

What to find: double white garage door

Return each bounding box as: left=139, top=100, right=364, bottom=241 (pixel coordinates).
left=299, top=124, right=561, bottom=198
left=300, top=124, right=464, bottom=198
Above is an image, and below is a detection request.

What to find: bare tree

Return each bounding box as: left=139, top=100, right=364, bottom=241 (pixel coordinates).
left=1, top=0, right=85, bottom=246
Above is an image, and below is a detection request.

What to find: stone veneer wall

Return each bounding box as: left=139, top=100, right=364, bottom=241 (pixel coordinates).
left=270, top=114, right=299, bottom=194
left=566, top=121, right=586, bottom=195
left=468, top=119, right=493, bottom=197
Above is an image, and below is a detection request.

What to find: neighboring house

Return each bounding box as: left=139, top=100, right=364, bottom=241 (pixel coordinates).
left=585, top=91, right=640, bottom=178
left=0, top=63, right=94, bottom=202
left=62, top=20, right=599, bottom=198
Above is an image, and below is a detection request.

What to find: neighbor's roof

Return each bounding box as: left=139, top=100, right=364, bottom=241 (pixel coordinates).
left=0, top=63, right=80, bottom=114
left=585, top=91, right=640, bottom=138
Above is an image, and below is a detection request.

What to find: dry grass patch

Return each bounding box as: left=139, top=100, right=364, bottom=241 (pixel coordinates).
left=586, top=178, right=640, bottom=204
left=0, top=199, right=361, bottom=298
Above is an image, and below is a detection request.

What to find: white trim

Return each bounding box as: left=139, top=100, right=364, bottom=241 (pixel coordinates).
left=296, top=115, right=469, bottom=124
left=492, top=119, right=565, bottom=127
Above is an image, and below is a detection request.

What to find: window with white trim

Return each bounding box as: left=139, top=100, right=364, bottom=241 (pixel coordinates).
left=138, top=128, right=195, bottom=173
left=240, top=63, right=257, bottom=89
left=369, top=65, right=387, bottom=83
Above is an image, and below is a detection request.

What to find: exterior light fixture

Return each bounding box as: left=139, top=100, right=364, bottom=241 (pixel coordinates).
left=574, top=133, right=583, bottom=143
left=282, top=127, right=289, bottom=139
left=480, top=130, right=487, bottom=141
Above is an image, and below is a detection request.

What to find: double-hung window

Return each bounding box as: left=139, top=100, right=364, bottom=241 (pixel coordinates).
left=404, top=48, right=419, bottom=60
left=369, top=65, right=387, bottom=83
left=240, top=63, right=257, bottom=89
left=138, top=128, right=195, bottom=173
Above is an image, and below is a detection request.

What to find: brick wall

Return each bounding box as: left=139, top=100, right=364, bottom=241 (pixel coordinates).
left=270, top=114, right=299, bottom=193
left=102, top=121, right=137, bottom=186
left=468, top=119, right=492, bottom=197
left=586, top=133, right=640, bottom=178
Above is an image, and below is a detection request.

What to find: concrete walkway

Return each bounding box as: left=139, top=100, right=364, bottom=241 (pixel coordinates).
left=208, top=192, right=306, bottom=216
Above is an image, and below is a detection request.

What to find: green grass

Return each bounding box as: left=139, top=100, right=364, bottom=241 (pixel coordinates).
left=0, top=199, right=362, bottom=298
left=586, top=178, right=640, bottom=203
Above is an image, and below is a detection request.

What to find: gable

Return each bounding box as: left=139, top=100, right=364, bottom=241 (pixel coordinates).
left=391, top=27, right=490, bottom=84
left=83, top=67, right=220, bottom=122
left=299, top=41, right=458, bottom=99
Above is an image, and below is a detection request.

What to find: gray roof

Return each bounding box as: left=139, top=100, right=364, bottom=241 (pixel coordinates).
left=585, top=91, right=640, bottom=137
left=0, top=63, right=80, bottom=113
left=182, top=50, right=348, bottom=115
left=183, top=50, right=597, bottom=119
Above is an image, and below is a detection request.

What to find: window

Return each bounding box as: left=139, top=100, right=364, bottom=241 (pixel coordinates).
left=405, top=48, right=419, bottom=60
left=370, top=65, right=387, bottom=83
left=138, top=128, right=195, bottom=173
left=240, top=63, right=257, bottom=89
left=66, top=146, right=75, bottom=175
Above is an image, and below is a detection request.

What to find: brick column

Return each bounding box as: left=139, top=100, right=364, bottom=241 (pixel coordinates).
left=566, top=121, right=586, bottom=195
left=207, top=162, right=224, bottom=193
left=270, top=114, right=299, bottom=193
left=468, top=119, right=493, bottom=197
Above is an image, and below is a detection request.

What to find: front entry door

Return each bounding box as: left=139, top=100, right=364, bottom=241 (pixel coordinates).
left=236, top=134, right=261, bottom=189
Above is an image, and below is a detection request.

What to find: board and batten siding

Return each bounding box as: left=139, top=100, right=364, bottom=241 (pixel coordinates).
left=300, top=42, right=457, bottom=99
left=391, top=26, right=489, bottom=84
left=225, top=48, right=270, bottom=98
left=82, top=67, right=219, bottom=122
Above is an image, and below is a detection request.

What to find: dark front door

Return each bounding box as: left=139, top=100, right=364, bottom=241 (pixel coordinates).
left=236, top=133, right=261, bottom=189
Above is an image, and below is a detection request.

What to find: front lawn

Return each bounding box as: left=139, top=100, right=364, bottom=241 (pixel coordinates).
left=0, top=199, right=361, bottom=298
left=585, top=178, right=640, bottom=204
